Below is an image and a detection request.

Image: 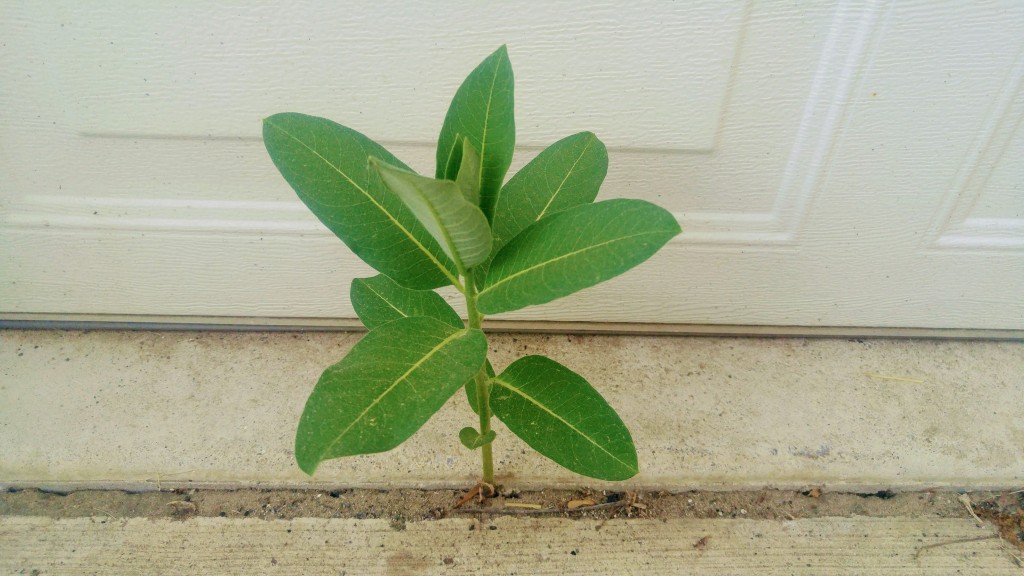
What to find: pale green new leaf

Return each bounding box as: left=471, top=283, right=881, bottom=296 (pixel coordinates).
left=436, top=45, right=515, bottom=219
left=490, top=355, right=638, bottom=481
left=455, top=138, right=482, bottom=206
left=295, top=317, right=486, bottom=475
left=458, top=427, right=496, bottom=450
left=477, top=199, right=681, bottom=314
left=263, top=112, right=458, bottom=289
left=350, top=274, right=462, bottom=330
left=491, top=132, right=608, bottom=252
left=372, top=158, right=493, bottom=271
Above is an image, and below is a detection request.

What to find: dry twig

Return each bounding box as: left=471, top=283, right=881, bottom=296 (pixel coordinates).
left=453, top=482, right=495, bottom=509
left=957, top=493, right=984, bottom=527
left=453, top=492, right=643, bottom=517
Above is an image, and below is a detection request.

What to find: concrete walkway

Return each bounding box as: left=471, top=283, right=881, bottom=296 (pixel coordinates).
left=2, top=515, right=1020, bottom=575
left=2, top=330, right=1021, bottom=492
left=2, top=330, right=1023, bottom=574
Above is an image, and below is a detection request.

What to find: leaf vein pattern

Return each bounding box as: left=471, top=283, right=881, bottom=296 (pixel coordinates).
left=480, top=229, right=666, bottom=299
left=477, top=57, right=503, bottom=193
left=491, top=377, right=635, bottom=472
left=361, top=282, right=410, bottom=318
left=536, top=136, right=595, bottom=221
left=319, top=330, right=466, bottom=462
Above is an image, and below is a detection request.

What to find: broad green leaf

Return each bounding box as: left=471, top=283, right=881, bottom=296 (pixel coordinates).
left=436, top=45, right=515, bottom=219
left=458, top=427, right=496, bottom=450
left=490, top=355, right=638, bottom=481
left=295, top=317, right=486, bottom=475
left=455, top=138, right=482, bottom=206
left=350, top=274, right=462, bottom=330
left=491, top=132, right=608, bottom=251
left=477, top=199, right=681, bottom=314
left=464, top=359, right=496, bottom=415
left=372, top=158, right=493, bottom=271
left=263, top=113, right=458, bottom=289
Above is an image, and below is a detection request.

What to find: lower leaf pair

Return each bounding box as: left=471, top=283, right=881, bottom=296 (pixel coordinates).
left=296, top=274, right=639, bottom=482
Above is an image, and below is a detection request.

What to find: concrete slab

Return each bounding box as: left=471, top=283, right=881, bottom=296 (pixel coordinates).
left=1, top=330, right=1022, bottom=491
left=1, top=515, right=1019, bottom=575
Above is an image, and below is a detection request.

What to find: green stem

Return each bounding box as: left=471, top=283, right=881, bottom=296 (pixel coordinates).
left=464, top=274, right=494, bottom=488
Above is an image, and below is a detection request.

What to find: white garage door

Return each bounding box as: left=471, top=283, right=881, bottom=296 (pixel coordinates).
left=2, top=1, right=1022, bottom=330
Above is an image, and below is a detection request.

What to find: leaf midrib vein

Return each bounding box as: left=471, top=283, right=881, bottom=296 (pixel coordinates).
left=536, top=136, right=595, bottom=221
left=361, top=281, right=411, bottom=319
left=477, top=57, right=503, bottom=196
left=478, top=229, right=664, bottom=300
left=491, top=377, right=634, bottom=472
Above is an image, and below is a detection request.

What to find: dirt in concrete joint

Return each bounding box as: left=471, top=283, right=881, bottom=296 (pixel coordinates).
left=0, top=487, right=1014, bottom=525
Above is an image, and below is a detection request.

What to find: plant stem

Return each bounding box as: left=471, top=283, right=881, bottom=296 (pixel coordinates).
left=474, top=369, right=494, bottom=486
left=464, top=274, right=495, bottom=487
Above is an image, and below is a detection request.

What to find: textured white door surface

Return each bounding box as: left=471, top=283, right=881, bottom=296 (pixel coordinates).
left=2, top=2, right=1022, bottom=329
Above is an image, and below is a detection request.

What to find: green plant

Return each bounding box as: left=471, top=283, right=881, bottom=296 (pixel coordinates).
left=263, top=46, right=680, bottom=487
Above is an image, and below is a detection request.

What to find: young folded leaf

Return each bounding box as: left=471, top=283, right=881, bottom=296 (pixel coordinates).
left=372, top=158, right=493, bottom=272
left=490, top=355, right=638, bottom=481
left=490, top=132, right=608, bottom=252
left=295, top=317, right=486, bottom=475
left=458, top=427, right=496, bottom=450
left=436, top=45, right=515, bottom=219
left=477, top=199, right=681, bottom=314
left=263, top=113, right=458, bottom=289
left=441, top=132, right=463, bottom=184
left=351, top=274, right=463, bottom=330
left=455, top=138, right=482, bottom=206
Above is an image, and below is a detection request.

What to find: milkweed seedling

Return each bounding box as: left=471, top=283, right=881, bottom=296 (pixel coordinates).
left=263, top=46, right=680, bottom=488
